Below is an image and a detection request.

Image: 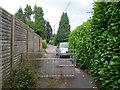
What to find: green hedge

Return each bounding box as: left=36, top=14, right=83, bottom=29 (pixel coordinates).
left=49, top=37, right=56, bottom=45
left=69, top=2, right=120, bottom=89
left=69, top=20, right=92, bottom=69
left=42, top=40, right=47, bottom=49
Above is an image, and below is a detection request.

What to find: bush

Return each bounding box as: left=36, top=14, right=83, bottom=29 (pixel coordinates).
left=49, top=37, right=56, bottom=45
left=7, top=53, right=44, bottom=89
left=42, top=40, right=47, bottom=49
left=69, top=2, right=120, bottom=89
left=69, top=20, right=92, bottom=69
left=9, top=62, right=37, bottom=89
left=49, top=39, right=54, bottom=45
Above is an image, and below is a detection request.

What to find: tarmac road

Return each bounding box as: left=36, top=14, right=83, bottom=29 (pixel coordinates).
left=38, top=44, right=98, bottom=89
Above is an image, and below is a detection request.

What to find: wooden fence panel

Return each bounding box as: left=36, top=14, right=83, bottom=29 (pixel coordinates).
left=0, top=8, right=12, bottom=86
left=40, top=37, right=42, bottom=51
left=36, top=35, right=40, bottom=52
left=0, top=7, right=42, bottom=89
left=28, top=29, right=34, bottom=52
left=14, top=18, right=27, bottom=67
left=0, top=7, right=2, bottom=90
left=34, top=34, right=39, bottom=52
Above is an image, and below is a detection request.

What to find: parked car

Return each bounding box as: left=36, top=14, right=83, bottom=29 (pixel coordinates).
left=56, top=42, right=68, bottom=58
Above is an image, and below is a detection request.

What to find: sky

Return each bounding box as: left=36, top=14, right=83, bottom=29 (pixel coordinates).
left=0, top=0, right=94, bottom=34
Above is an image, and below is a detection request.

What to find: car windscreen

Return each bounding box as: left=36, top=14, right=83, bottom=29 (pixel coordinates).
left=60, top=43, right=68, bottom=48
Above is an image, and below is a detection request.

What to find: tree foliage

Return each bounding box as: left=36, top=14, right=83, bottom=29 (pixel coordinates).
left=69, top=2, right=120, bottom=89
left=56, top=13, right=70, bottom=44
left=33, top=5, right=46, bottom=38
left=24, top=4, right=32, bottom=21
left=15, top=4, right=52, bottom=40
left=69, top=20, right=92, bottom=69
left=15, top=7, right=26, bottom=23
left=45, top=21, right=52, bottom=43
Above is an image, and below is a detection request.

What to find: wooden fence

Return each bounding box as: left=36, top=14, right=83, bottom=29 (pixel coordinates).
left=0, top=7, right=42, bottom=89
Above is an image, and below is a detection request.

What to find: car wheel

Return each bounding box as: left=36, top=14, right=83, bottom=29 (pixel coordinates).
left=60, top=55, right=62, bottom=58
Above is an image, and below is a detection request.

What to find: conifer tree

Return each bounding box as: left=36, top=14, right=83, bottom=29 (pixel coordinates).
left=56, top=12, right=70, bottom=44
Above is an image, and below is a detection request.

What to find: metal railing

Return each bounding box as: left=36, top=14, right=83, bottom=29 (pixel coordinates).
left=21, top=50, right=77, bottom=78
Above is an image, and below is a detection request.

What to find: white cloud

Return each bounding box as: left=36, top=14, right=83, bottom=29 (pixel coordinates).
left=0, top=0, right=94, bottom=33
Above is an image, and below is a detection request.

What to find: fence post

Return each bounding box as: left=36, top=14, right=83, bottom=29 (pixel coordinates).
left=0, top=7, right=3, bottom=90
left=26, top=27, right=28, bottom=52
left=40, top=37, right=42, bottom=50
left=10, top=15, right=15, bottom=73
left=33, top=34, right=35, bottom=52
left=39, top=37, right=40, bottom=51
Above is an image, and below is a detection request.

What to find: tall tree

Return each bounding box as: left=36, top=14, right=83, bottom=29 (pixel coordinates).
left=33, top=5, right=46, bottom=39
left=15, top=7, right=26, bottom=23
left=24, top=4, right=32, bottom=21
left=56, top=12, right=70, bottom=44
left=15, top=5, right=48, bottom=39
left=45, top=21, right=53, bottom=43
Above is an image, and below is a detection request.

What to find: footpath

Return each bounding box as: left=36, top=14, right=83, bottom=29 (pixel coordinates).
left=46, top=45, right=98, bottom=89
left=36, top=45, right=98, bottom=89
